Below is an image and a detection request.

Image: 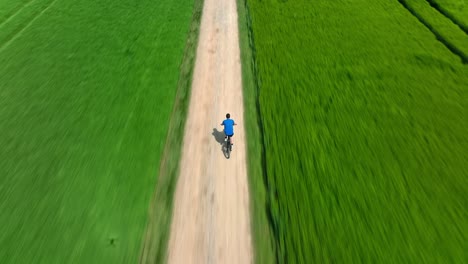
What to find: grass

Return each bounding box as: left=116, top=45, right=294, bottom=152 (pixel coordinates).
left=236, top=0, right=276, bottom=262
left=243, top=0, right=468, bottom=262
left=398, top=0, right=468, bottom=63
left=0, top=0, right=195, bottom=262
left=138, top=0, right=204, bottom=262
left=0, top=0, right=39, bottom=25
left=430, top=0, right=468, bottom=33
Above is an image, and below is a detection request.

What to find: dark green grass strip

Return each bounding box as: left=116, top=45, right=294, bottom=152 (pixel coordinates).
left=236, top=0, right=276, bottom=262
left=427, top=0, right=468, bottom=34
left=138, top=0, right=204, bottom=262
left=398, top=0, right=468, bottom=64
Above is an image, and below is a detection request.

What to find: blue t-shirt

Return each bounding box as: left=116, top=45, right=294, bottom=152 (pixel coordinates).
left=222, top=119, right=235, bottom=135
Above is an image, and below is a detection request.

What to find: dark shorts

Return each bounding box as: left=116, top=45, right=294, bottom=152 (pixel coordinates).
left=225, top=133, right=234, bottom=138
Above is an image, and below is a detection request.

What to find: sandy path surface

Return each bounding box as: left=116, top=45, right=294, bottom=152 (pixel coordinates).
left=166, top=0, right=252, bottom=262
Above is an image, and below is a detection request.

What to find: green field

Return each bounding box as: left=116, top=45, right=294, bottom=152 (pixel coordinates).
left=0, top=0, right=194, bottom=262
left=2, top=0, right=467, bottom=262
left=236, top=0, right=276, bottom=262
left=431, top=0, right=468, bottom=32
left=242, top=0, right=467, bottom=262
left=399, top=0, right=468, bottom=63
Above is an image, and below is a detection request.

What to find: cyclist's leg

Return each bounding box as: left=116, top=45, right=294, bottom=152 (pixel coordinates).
left=228, top=134, right=234, bottom=145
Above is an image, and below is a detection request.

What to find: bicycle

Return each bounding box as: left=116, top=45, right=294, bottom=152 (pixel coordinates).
left=224, top=135, right=232, bottom=159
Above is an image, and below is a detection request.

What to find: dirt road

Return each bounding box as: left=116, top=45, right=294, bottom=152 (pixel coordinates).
left=166, top=0, right=252, bottom=262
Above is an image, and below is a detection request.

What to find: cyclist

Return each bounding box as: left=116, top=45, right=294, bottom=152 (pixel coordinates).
left=221, top=113, right=237, bottom=147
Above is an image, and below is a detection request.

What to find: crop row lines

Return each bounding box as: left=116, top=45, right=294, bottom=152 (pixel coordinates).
left=0, top=0, right=39, bottom=28
left=0, top=0, right=59, bottom=53
left=398, top=0, right=468, bottom=64
left=425, top=0, right=468, bottom=34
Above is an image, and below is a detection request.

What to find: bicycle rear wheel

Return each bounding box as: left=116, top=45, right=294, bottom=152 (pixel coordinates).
left=225, top=140, right=231, bottom=158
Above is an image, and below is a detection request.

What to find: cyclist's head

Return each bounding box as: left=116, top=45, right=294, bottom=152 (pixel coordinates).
left=226, top=113, right=230, bottom=119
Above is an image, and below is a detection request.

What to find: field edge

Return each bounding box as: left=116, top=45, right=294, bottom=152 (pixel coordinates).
left=138, top=0, right=205, bottom=262
left=236, top=0, right=276, bottom=262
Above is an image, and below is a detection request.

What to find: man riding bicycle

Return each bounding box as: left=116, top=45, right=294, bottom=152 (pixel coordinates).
left=221, top=113, right=237, bottom=147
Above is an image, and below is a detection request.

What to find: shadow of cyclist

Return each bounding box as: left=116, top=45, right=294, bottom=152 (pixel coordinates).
left=212, top=128, right=230, bottom=159
left=212, top=128, right=225, bottom=145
